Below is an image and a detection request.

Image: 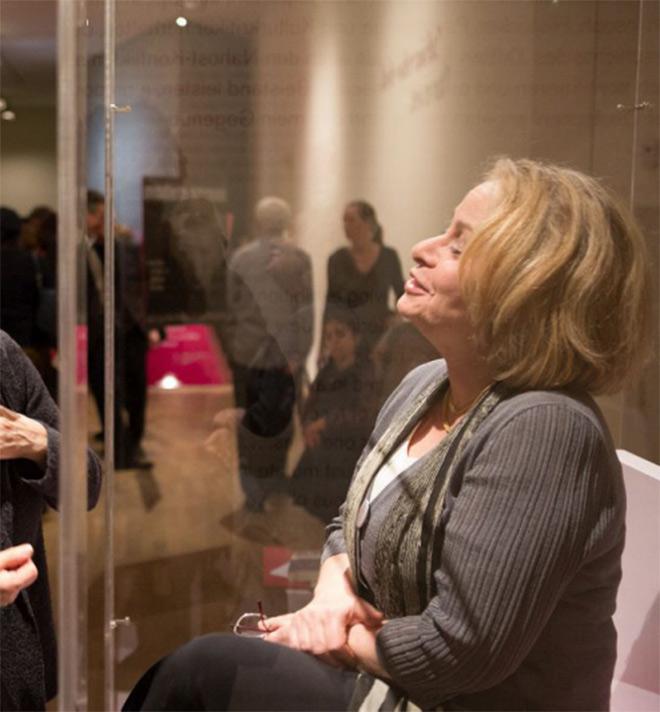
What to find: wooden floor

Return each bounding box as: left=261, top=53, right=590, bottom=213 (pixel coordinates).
left=43, top=387, right=326, bottom=710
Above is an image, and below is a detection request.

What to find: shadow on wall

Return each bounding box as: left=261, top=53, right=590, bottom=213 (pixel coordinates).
left=621, top=593, right=660, bottom=694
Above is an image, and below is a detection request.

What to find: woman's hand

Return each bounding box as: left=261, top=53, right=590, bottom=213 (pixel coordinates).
left=0, top=406, right=48, bottom=466
left=263, top=554, right=383, bottom=666
left=303, top=418, right=327, bottom=448
left=263, top=597, right=382, bottom=666
left=212, top=407, right=245, bottom=430
left=204, top=408, right=246, bottom=460
left=0, top=544, right=38, bottom=607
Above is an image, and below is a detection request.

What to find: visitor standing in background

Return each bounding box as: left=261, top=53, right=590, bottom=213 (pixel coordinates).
left=222, top=197, right=314, bottom=512
left=325, top=201, right=404, bottom=357
left=86, top=190, right=151, bottom=470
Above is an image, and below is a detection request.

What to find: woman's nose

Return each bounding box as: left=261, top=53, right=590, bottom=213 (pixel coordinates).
left=411, top=234, right=443, bottom=265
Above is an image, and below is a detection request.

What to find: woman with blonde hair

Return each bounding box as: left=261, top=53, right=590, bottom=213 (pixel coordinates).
left=125, top=158, right=649, bottom=711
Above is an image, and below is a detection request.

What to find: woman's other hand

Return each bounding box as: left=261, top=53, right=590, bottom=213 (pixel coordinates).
left=0, top=544, right=38, bottom=607
left=303, top=418, right=327, bottom=448
left=203, top=408, right=246, bottom=460
left=0, top=406, right=48, bottom=466
left=263, top=554, right=383, bottom=666
left=212, top=407, right=245, bottom=429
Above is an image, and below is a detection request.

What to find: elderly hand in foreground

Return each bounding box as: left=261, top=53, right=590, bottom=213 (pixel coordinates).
left=212, top=408, right=246, bottom=430
left=203, top=408, right=246, bottom=460
left=0, top=405, right=48, bottom=466
left=0, top=544, right=38, bottom=607
left=262, top=554, right=384, bottom=669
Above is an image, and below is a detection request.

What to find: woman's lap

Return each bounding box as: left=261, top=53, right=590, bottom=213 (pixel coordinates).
left=123, top=634, right=357, bottom=711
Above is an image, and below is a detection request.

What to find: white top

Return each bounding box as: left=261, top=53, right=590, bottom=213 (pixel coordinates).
left=368, top=433, right=420, bottom=503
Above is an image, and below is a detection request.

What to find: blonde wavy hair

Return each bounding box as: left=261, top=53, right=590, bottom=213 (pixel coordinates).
left=460, top=158, right=651, bottom=394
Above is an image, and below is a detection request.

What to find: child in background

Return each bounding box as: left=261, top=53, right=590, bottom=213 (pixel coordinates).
left=290, top=306, right=376, bottom=524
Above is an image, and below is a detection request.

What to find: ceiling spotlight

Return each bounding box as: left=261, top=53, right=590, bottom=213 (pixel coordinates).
left=0, top=98, right=6, bottom=111
left=1, top=110, right=16, bottom=121
left=175, top=16, right=188, bottom=27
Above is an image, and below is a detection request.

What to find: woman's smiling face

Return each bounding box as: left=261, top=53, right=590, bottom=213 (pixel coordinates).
left=398, top=181, right=499, bottom=340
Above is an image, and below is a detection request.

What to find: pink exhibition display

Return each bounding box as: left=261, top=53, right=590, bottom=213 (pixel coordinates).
left=147, top=324, right=230, bottom=387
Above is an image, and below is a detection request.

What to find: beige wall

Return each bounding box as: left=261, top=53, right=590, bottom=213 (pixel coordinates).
left=0, top=106, right=56, bottom=214
left=9, top=1, right=654, bottom=460
left=252, top=0, right=537, bottom=363
left=248, top=0, right=658, bottom=461
left=254, top=0, right=537, bottom=265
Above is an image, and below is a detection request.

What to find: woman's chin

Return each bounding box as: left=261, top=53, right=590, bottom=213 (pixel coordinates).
left=397, top=295, right=429, bottom=324
left=396, top=293, right=417, bottom=317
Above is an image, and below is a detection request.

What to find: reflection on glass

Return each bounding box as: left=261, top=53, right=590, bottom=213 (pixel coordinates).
left=3, top=0, right=650, bottom=706
left=95, top=1, right=659, bottom=705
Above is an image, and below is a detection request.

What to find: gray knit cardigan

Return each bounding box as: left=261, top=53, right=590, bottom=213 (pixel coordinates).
left=323, top=359, right=625, bottom=711
left=0, top=331, right=102, bottom=709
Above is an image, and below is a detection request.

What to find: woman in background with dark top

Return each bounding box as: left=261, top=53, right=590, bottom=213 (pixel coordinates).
left=290, top=306, right=376, bottom=524
left=325, top=201, right=404, bottom=356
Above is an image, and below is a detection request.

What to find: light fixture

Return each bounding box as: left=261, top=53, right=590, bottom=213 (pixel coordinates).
left=157, top=373, right=182, bottom=390
left=175, top=16, right=188, bottom=27
left=1, top=110, right=16, bottom=121
left=0, top=98, right=6, bottom=111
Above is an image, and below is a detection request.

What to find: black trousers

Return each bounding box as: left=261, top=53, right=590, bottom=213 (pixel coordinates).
left=230, top=362, right=298, bottom=510
left=88, top=324, right=148, bottom=466
left=123, top=635, right=357, bottom=711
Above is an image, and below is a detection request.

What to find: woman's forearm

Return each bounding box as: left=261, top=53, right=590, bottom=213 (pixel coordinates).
left=347, top=623, right=390, bottom=679
left=314, top=553, right=353, bottom=599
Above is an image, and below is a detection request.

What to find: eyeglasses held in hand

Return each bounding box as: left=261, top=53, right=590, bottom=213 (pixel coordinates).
left=233, top=601, right=271, bottom=638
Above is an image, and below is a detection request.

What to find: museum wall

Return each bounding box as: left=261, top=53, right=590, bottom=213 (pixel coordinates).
left=250, top=0, right=536, bottom=367
left=81, top=0, right=657, bottom=460
left=0, top=106, right=56, bottom=213
left=249, top=0, right=658, bottom=459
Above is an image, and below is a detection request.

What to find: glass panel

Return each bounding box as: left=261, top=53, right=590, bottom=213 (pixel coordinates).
left=1, top=0, right=93, bottom=710
left=57, top=2, right=92, bottom=710
left=6, top=0, right=658, bottom=709
left=55, top=0, right=92, bottom=705
left=622, top=0, right=659, bottom=463
left=81, top=3, right=659, bottom=708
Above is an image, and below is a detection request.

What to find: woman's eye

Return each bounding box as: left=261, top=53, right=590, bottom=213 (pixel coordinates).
left=450, top=244, right=463, bottom=256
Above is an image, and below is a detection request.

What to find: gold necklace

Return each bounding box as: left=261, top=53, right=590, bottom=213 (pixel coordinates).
left=440, top=384, right=492, bottom=433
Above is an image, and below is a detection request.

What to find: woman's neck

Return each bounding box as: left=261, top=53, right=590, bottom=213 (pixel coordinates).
left=444, top=357, right=494, bottom=410
left=351, top=238, right=378, bottom=256
left=427, top=336, right=494, bottom=409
